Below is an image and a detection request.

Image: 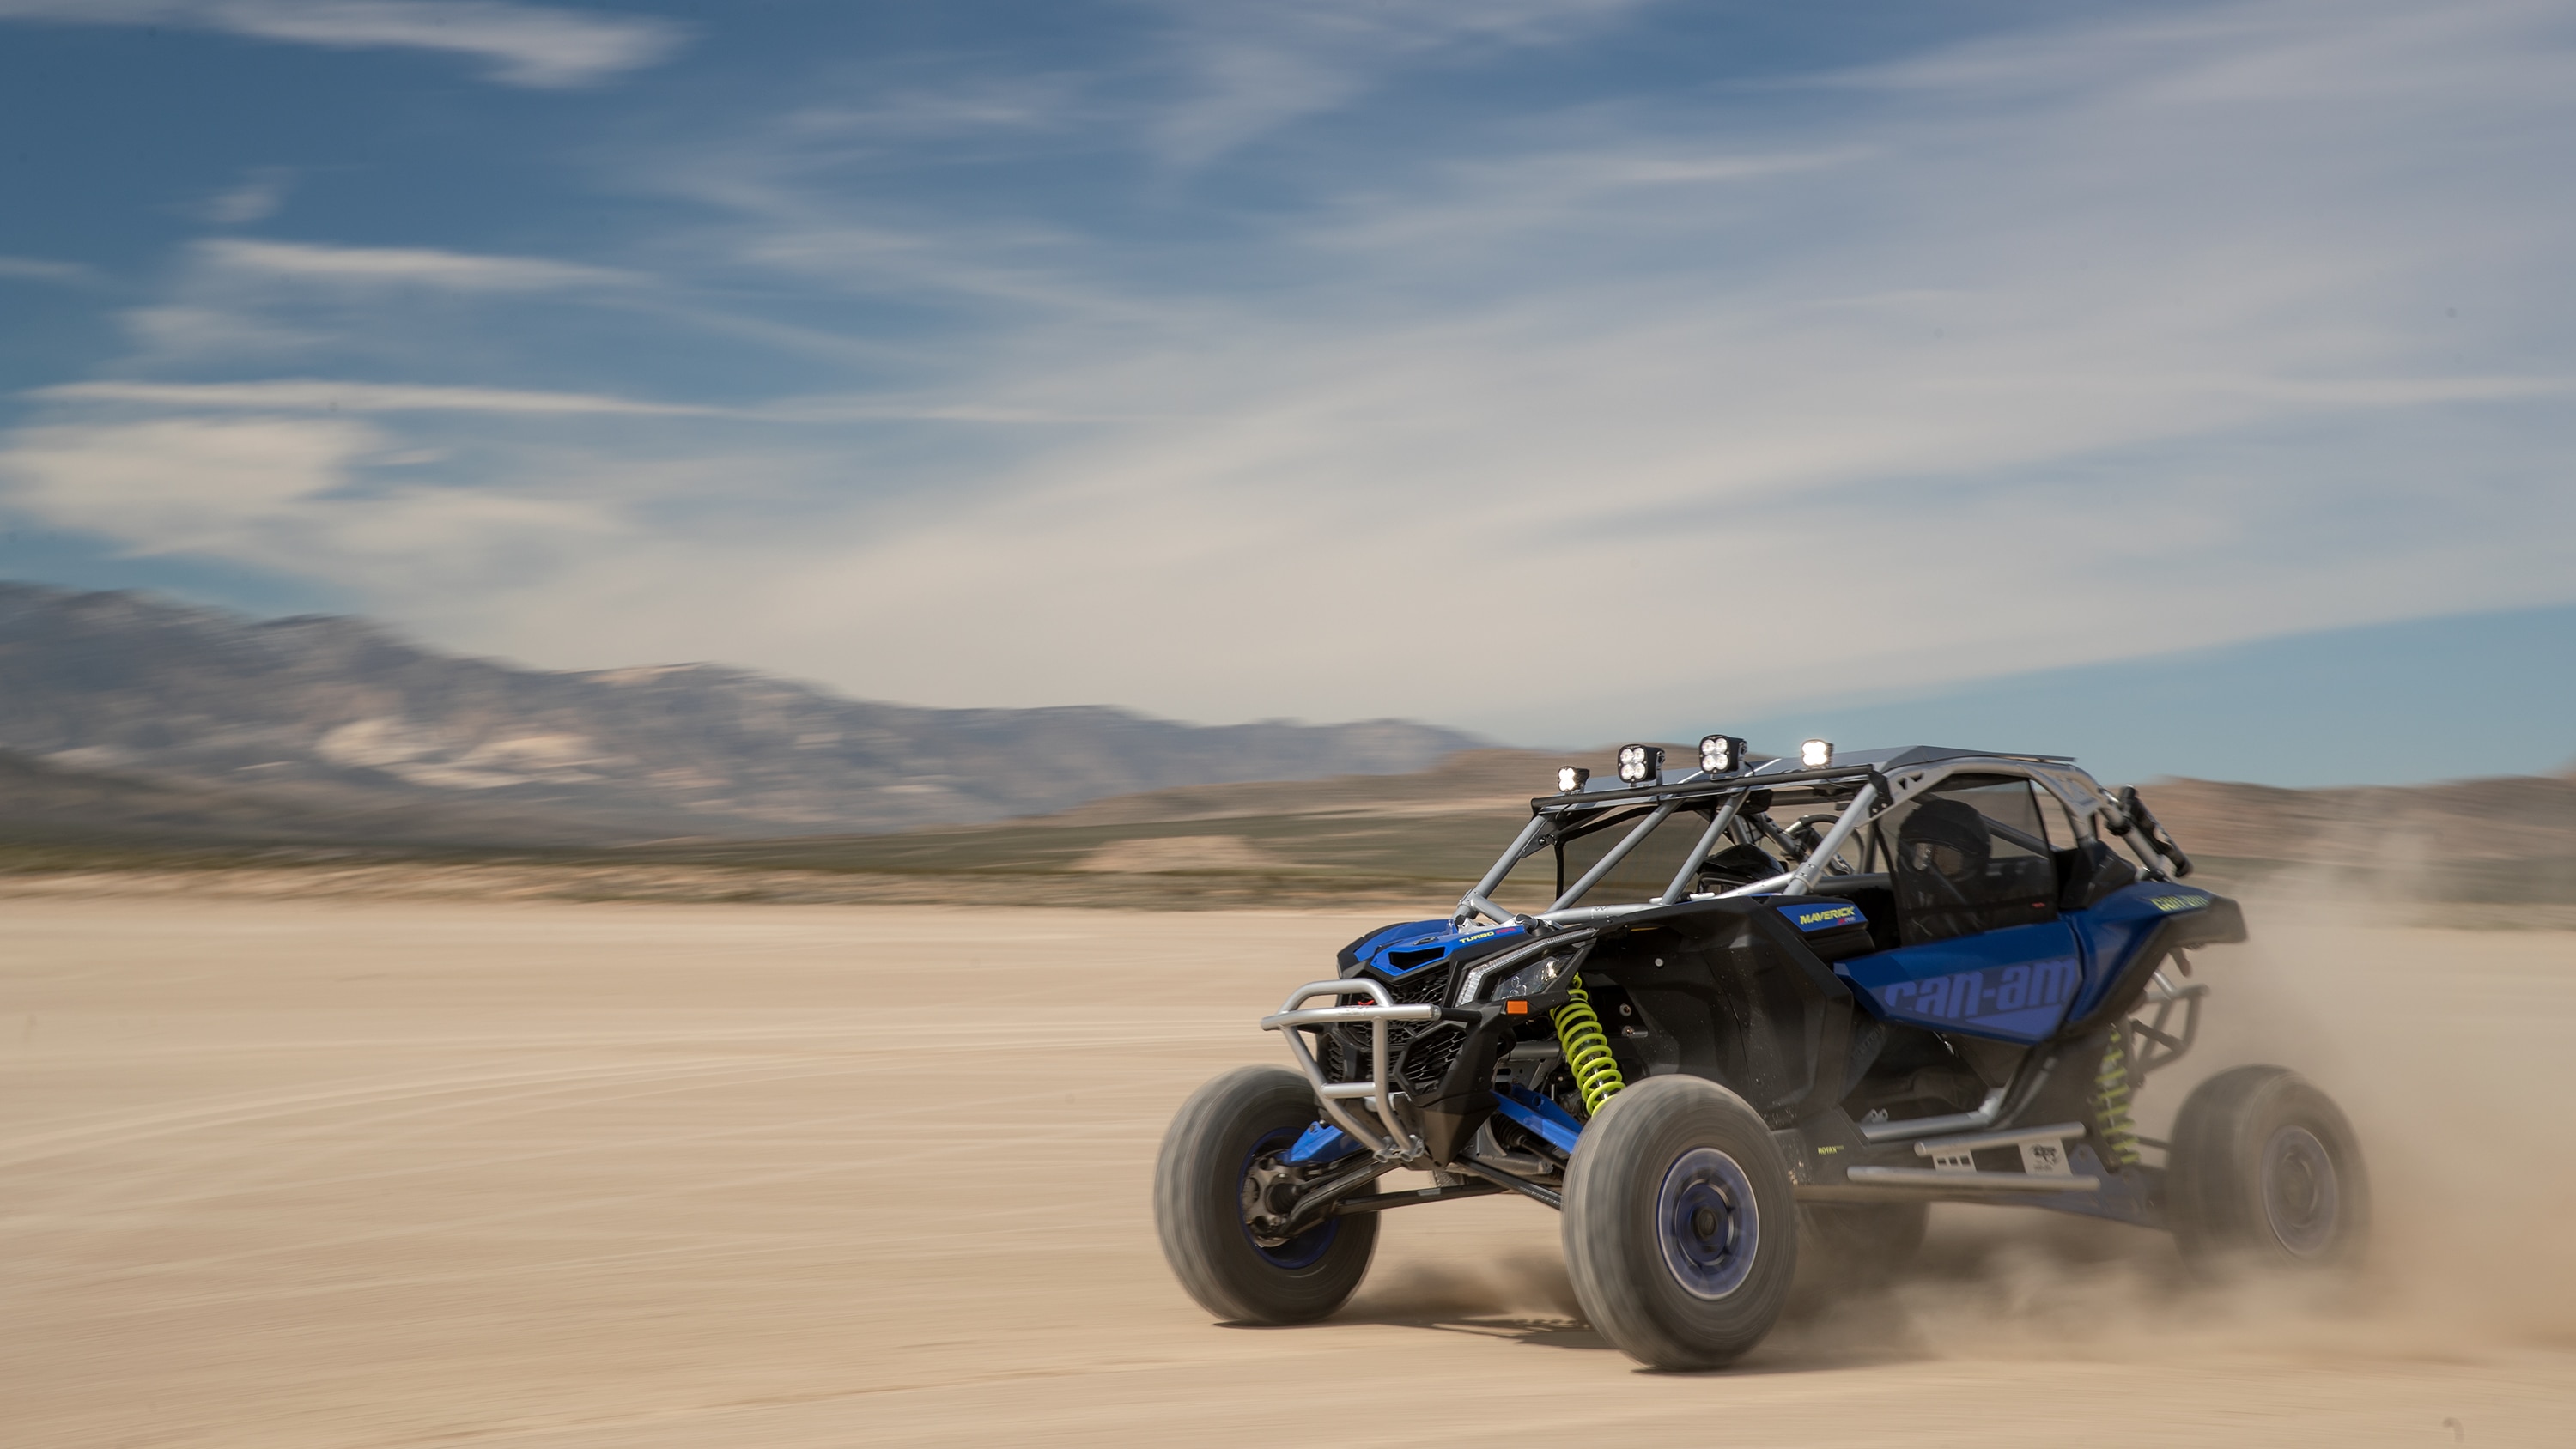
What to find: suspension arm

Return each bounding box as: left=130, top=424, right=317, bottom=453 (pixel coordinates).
left=1453, top=1158, right=1564, bottom=1210
left=1325, top=1180, right=1510, bottom=1216
left=1278, top=1155, right=1401, bottom=1236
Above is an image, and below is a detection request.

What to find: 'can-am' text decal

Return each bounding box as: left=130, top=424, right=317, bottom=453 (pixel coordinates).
left=1875, top=956, right=2081, bottom=1028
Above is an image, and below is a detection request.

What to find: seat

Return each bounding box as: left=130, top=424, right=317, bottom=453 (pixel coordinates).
left=1807, top=872, right=1899, bottom=950
left=1895, top=797, right=1993, bottom=945
left=1698, top=842, right=1782, bottom=890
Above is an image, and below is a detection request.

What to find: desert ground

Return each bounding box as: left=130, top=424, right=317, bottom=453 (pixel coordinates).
left=6, top=897, right=2573, bottom=1446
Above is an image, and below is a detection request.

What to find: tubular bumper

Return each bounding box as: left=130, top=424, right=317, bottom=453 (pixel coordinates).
left=1261, top=979, right=1439, bottom=1161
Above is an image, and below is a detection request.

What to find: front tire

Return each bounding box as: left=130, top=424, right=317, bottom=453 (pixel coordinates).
left=1562, top=1076, right=1798, bottom=1370
left=2168, top=1065, right=2369, bottom=1277
left=1154, top=1065, right=1377, bottom=1325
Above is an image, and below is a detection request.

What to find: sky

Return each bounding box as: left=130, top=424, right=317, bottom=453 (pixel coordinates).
left=0, top=0, right=2569, bottom=787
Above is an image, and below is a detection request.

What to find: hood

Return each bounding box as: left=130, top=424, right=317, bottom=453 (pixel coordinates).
left=1335, top=917, right=1533, bottom=979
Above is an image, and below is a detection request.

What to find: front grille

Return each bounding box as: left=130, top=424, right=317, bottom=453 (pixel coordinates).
left=1384, top=964, right=1456, bottom=1008
left=1320, top=964, right=1457, bottom=1087
left=1398, top=1024, right=1466, bottom=1097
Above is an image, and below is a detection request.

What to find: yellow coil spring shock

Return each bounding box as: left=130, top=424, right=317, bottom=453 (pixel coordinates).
left=1552, top=975, right=1629, bottom=1117
left=2093, top=1031, right=2142, bottom=1167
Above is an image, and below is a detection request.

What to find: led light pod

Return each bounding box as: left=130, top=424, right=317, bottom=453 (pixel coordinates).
left=1616, top=743, right=1663, bottom=784
left=1800, top=738, right=1834, bottom=768
left=1699, top=734, right=1746, bottom=775
left=1557, top=766, right=1590, bottom=793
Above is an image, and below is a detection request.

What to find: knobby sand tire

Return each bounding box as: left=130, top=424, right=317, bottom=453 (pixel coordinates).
left=2168, top=1064, right=2369, bottom=1278
left=1561, top=1075, right=1798, bottom=1370
left=1153, top=1065, right=1377, bottom=1325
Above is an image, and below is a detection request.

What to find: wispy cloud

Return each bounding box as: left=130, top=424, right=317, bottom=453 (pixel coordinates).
left=121, top=304, right=324, bottom=362
left=199, top=239, right=638, bottom=290
left=0, top=0, right=683, bottom=87
left=3, top=415, right=374, bottom=555
left=0, top=415, right=618, bottom=578
left=34, top=379, right=732, bottom=417
left=1142, top=0, right=1664, bottom=165
left=101, top=239, right=648, bottom=369
left=31, top=376, right=1109, bottom=426
left=198, top=167, right=295, bottom=226
left=0, top=255, right=99, bottom=286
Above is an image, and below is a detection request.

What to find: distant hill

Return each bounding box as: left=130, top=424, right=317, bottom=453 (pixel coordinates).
left=5, top=585, right=2564, bottom=912
left=0, top=747, right=619, bottom=852
left=0, top=583, right=1480, bottom=842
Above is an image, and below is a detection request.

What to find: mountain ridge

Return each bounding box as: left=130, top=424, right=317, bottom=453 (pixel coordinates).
left=0, top=582, right=1481, bottom=840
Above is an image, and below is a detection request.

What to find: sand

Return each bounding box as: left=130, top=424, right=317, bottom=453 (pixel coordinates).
left=4, top=897, right=2572, bottom=1446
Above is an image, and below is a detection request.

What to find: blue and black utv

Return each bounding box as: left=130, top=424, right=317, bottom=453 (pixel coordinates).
left=1154, top=740, right=2366, bottom=1370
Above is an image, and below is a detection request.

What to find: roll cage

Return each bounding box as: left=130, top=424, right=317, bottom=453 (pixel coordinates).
left=1453, top=746, right=2189, bottom=931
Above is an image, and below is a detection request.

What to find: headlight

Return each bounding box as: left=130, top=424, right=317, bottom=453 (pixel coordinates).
left=1557, top=765, right=1589, bottom=793
left=1616, top=743, right=1663, bottom=784
left=1699, top=734, right=1745, bottom=774
left=1800, top=738, right=1834, bottom=768
left=1489, top=952, right=1573, bottom=1003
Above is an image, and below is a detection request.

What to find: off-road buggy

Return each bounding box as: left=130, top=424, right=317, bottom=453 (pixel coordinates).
left=1154, top=740, right=2367, bottom=1369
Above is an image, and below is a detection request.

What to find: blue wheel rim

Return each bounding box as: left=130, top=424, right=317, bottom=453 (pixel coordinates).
left=1657, top=1146, right=1759, bottom=1299
left=1240, top=1127, right=1340, bottom=1270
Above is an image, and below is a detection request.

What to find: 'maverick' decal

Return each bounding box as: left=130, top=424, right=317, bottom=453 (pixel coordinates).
left=1780, top=901, right=1865, bottom=934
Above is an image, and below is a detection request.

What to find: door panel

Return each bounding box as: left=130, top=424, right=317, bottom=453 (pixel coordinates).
left=1835, top=920, right=2084, bottom=1043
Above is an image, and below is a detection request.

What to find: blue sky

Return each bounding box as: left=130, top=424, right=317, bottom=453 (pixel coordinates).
left=0, top=0, right=2569, bottom=785
left=1719, top=600, right=2576, bottom=787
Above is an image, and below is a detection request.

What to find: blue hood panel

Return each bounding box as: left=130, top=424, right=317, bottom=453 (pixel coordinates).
left=1337, top=919, right=1530, bottom=978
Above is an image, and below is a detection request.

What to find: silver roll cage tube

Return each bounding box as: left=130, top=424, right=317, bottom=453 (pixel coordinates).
left=1454, top=761, right=1901, bottom=929
left=1453, top=813, right=1551, bottom=928
left=1451, top=751, right=2160, bottom=931
left=1550, top=798, right=1680, bottom=912
left=1660, top=788, right=1752, bottom=906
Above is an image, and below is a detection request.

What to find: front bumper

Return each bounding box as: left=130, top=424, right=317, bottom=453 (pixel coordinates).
left=1260, top=979, right=1443, bottom=1161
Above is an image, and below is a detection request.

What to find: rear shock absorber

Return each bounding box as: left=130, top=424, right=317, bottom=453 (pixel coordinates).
left=2093, top=1031, right=2142, bottom=1167
left=1552, top=975, right=1628, bottom=1117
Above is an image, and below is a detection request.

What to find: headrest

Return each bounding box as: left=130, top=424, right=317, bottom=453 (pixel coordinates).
left=1897, top=797, right=1989, bottom=881
left=1699, top=842, right=1782, bottom=885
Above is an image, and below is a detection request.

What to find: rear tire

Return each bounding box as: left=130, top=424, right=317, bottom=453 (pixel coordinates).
left=1793, top=1201, right=1927, bottom=1307
left=2168, top=1065, right=2368, bottom=1277
left=1562, top=1076, right=1798, bottom=1370
left=1154, top=1065, right=1377, bottom=1325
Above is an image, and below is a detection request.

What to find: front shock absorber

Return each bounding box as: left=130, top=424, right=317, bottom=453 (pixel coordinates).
left=2093, top=1031, right=2142, bottom=1167
left=1552, top=975, right=1628, bottom=1117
